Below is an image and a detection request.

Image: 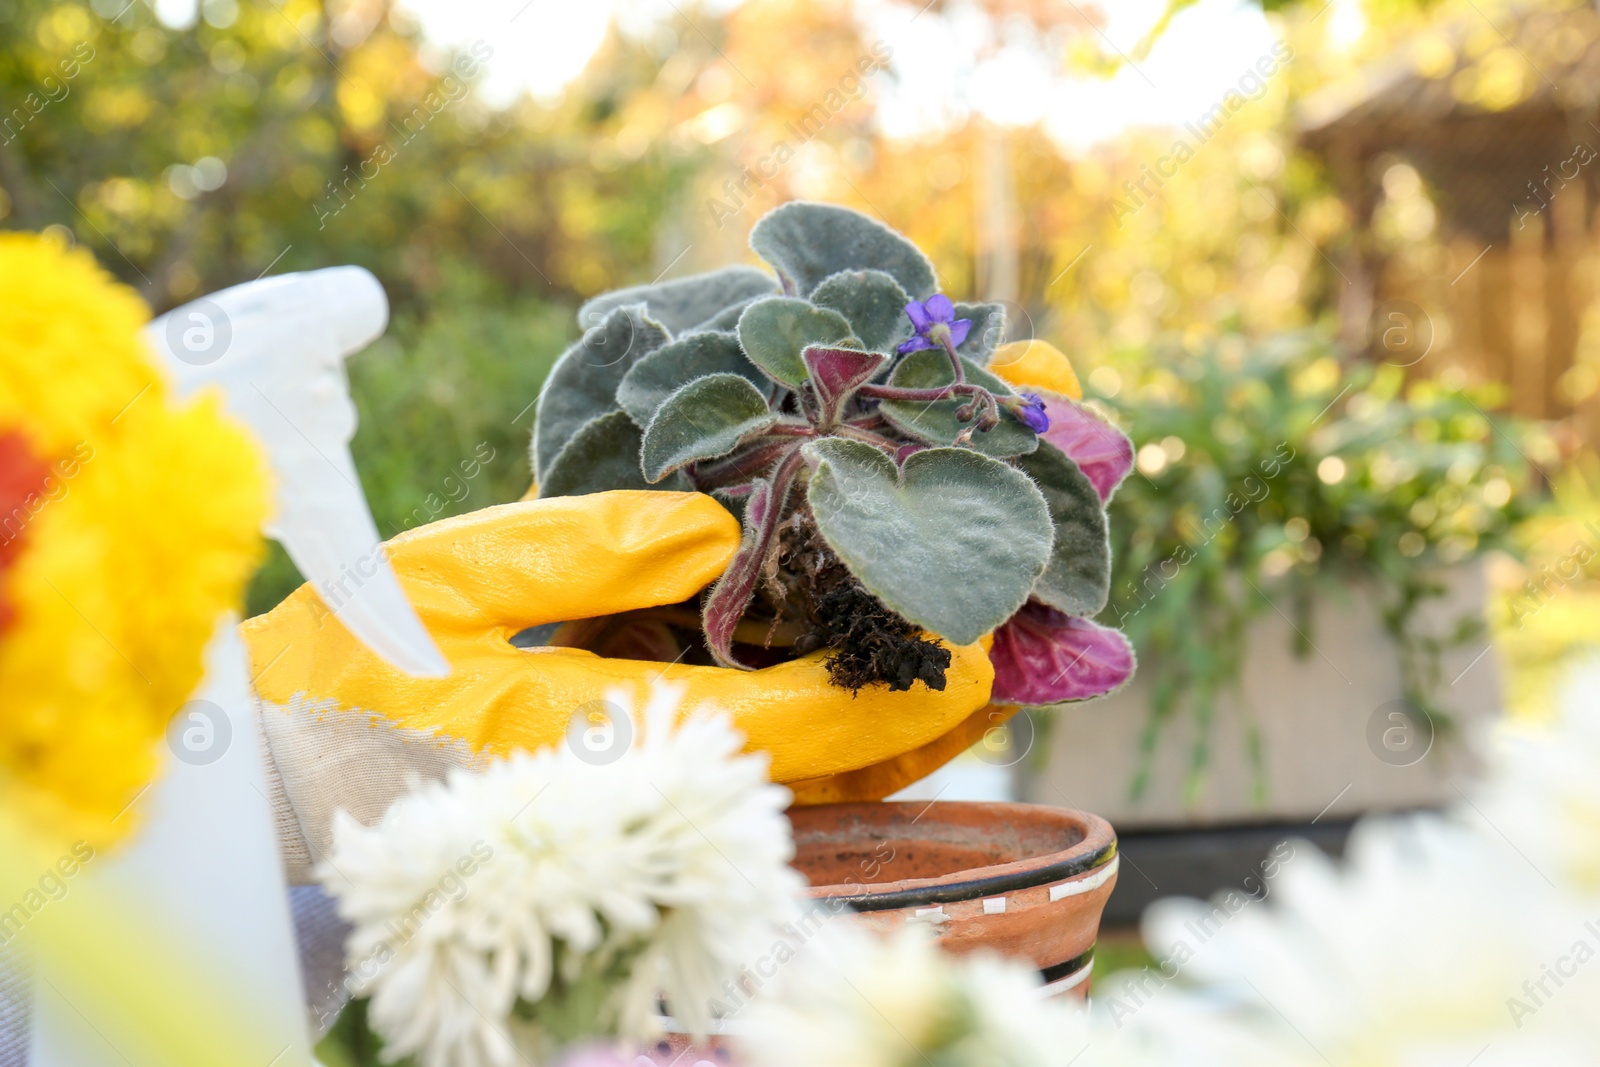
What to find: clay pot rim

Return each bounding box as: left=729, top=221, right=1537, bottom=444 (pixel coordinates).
left=790, top=800, right=1117, bottom=913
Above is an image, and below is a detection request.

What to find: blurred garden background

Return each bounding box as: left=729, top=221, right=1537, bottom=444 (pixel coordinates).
left=6, top=0, right=1600, bottom=841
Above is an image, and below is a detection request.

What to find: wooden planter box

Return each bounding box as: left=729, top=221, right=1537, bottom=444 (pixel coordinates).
left=1022, top=564, right=1500, bottom=829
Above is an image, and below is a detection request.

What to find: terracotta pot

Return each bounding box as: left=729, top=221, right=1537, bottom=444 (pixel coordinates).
left=788, top=801, right=1118, bottom=998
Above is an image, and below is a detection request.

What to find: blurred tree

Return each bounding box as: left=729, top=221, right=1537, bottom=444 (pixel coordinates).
left=0, top=0, right=1363, bottom=363
left=0, top=0, right=722, bottom=613
left=654, top=0, right=1331, bottom=382
left=8, top=0, right=1559, bottom=635
left=0, top=0, right=699, bottom=311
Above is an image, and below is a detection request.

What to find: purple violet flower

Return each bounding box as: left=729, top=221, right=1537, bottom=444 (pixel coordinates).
left=1009, top=392, right=1050, bottom=434
left=899, top=294, right=972, bottom=354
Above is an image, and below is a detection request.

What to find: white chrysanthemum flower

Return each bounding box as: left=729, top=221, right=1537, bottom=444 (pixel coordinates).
left=1078, top=993, right=1309, bottom=1067
left=317, top=681, right=804, bottom=1067
left=1065, top=667, right=1600, bottom=1066
left=1114, top=802, right=1600, bottom=1065
left=738, top=921, right=1091, bottom=1067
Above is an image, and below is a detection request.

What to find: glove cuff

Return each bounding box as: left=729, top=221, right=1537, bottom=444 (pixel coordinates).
left=255, top=692, right=485, bottom=885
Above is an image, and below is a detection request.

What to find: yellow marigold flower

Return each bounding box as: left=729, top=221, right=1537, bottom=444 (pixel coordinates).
left=0, top=233, right=155, bottom=456
left=0, top=234, right=269, bottom=849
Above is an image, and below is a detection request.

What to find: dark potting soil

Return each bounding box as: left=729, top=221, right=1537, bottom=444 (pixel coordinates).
left=778, top=515, right=951, bottom=693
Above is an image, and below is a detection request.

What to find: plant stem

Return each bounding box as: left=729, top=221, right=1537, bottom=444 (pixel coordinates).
left=857, top=381, right=989, bottom=404
left=689, top=438, right=803, bottom=488
left=859, top=379, right=1001, bottom=433
left=702, top=449, right=807, bottom=670
left=831, top=424, right=902, bottom=453
left=765, top=420, right=817, bottom=437
left=940, top=335, right=966, bottom=384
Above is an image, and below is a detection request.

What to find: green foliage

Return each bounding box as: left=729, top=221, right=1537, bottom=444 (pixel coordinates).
left=542, top=410, right=654, bottom=497
left=736, top=296, right=854, bottom=386
left=532, top=306, right=669, bottom=481
left=615, top=330, right=765, bottom=426
left=804, top=439, right=1054, bottom=645
left=1, top=0, right=713, bottom=625
left=1102, top=329, right=1537, bottom=798
left=952, top=302, right=1006, bottom=363
left=530, top=201, right=1123, bottom=686
left=578, top=265, right=777, bottom=334
left=314, top=997, right=410, bottom=1067
left=510, top=943, right=645, bottom=1053
left=810, top=268, right=913, bottom=353
left=748, top=200, right=937, bottom=299
left=640, top=373, right=777, bottom=482
left=878, top=351, right=1037, bottom=458
left=1016, top=442, right=1111, bottom=617
left=693, top=300, right=761, bottom=333
left=315, top=943, right=643, bottom=1067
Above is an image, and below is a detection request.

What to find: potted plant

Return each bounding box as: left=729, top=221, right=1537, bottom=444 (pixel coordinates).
left=1027, top=330, right=1538, bottom=848
left=528, top=201, right=1135, bottom=984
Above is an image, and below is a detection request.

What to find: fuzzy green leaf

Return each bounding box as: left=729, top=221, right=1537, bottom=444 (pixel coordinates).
left=1015, top=441, right=1111, bottom=616
left=811, top=269, right=913, bottom=354
left=876, top=350, right=1039, bottom=458
left=737, top=297, right=854, bottom=387
left=803, top=439, right=1053, bottom=645
left=685, top=295, right=765, bottom=334
left=578, top=266, right=777, bottom=335
left=750, top=202, right=937, bottom=300
left=641, top=373, right=777, bottom=482
left=532, top=305, right=669, bottom=481
left=541, top=411, right=655, bottom=497
left=616, top=331, right=771, bottom=427
left=954, top=302, right=1006, bottom=363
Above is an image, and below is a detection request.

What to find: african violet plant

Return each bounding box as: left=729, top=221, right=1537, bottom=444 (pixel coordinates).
left=531, top=202, right=1135, bottom=704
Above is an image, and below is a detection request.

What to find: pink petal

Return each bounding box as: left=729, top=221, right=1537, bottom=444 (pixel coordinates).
left=1038, top=397, right=1133, bottom=502
left=989, top=601, right=1134, bottom=706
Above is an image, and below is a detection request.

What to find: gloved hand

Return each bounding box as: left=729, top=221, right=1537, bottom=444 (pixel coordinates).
left=243, top=490, right=996, bottom=881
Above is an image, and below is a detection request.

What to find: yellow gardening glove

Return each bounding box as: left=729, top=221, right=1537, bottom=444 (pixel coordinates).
left=989, top=338, right=1083, bottom=399
left=787, top=702, right=1018, bottom=805
left=244, top=491, right=995, bottom=875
